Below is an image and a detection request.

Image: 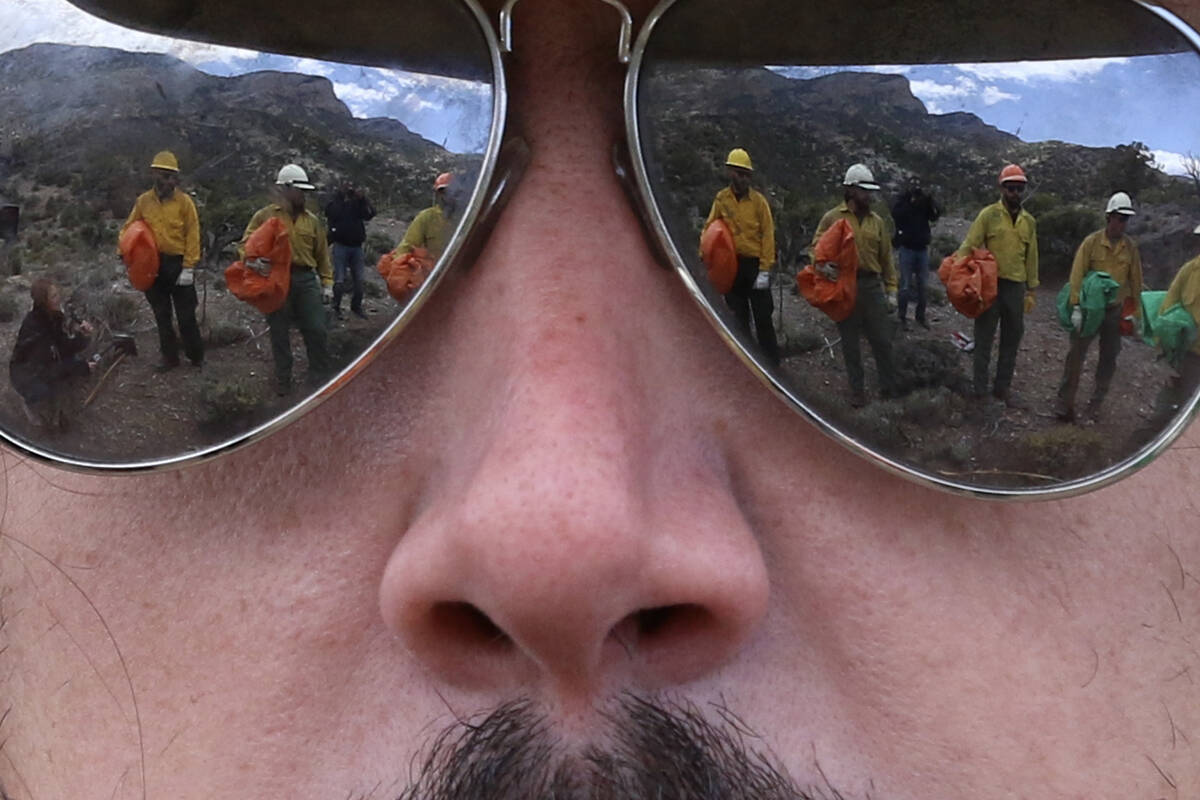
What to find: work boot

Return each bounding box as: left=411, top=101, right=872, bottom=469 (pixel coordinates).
left=1084, top=398, right=1103, bottom=421
left=850, top=390, right=868, bottom=408
left=352, top=307, right=368, bottom=320
left=898, top=317, right=908, bottom=332
left=154, top=358, right=180, bottom=373
left=917, top=316, right=931, bottom=330
left=273, top=375, right=293, bottom=397
left=1054, top=402, right=1076, bottom=423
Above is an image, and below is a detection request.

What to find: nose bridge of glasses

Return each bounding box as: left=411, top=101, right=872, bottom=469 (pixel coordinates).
left=500, top=0, right=633, bottom=63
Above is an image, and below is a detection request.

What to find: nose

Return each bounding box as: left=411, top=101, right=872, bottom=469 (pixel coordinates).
left=377, top=42, right=768, bottom=697
left=377, top=201, right=769, bottom=696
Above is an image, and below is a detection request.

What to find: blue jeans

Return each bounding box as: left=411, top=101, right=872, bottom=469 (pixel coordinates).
left=897, top=246, right=929, bottom=321
left=331, top=243, right=365, bottom=312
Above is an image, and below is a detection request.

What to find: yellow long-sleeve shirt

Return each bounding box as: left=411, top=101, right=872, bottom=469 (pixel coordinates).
left=393, top=205, right=451, bottom=259
left=1067, top=229, right=1143, bottom=307
left=958, top=200, right=1039, bottom=288
left=703, top=187, right=775, bottom=270
left=119, top=188, right=201, bottom=268
left=1163, top=255, right=1200, bottom=355
left=240, top=204, right=333, bottom=287
left=810, top=203, right=897, bottom=292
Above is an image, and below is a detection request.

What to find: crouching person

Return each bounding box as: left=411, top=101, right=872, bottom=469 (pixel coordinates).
left=9, top=278, right=93, bottom=431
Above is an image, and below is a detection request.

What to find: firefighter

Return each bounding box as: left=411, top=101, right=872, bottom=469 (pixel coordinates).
left=811, top=163, right=898, bottom=407
left=118, top=150, right=204, bottom=370
left=702, top=148, right=780, bottom=367
left=957, top=164, right=1039, bottom=407
left=240, top=164, right=334, bottom=396
left=1055, top=192, right=1143, bottom=422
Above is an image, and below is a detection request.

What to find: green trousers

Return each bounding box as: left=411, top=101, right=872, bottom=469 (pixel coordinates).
left=267, top=269, right=331, bottom=382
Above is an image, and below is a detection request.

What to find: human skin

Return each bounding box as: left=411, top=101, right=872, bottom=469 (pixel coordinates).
left=3, top=0, right=1200, bottom=797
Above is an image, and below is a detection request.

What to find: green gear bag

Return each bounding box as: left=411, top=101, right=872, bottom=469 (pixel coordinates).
left=1056, top=271, right=1120, bottom=338
left=1140, top=289, right=1198, bottom=368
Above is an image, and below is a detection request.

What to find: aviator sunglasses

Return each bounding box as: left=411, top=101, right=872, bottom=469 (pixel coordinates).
left=1, top=0, right=1199, bottom=500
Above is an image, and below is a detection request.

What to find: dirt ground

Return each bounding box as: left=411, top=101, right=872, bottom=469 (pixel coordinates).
left=752, top=273, right=1184, bottom=489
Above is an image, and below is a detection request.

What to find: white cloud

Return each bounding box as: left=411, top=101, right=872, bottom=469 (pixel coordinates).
left=1151, top=149, right=1190, bottom=176
left=980, top=85, right=1019, bottom=105
left=955, top=57, right=1127, bottom=83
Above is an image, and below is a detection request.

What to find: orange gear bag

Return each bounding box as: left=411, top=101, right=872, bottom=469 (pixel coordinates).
left=377, top=248, right=435, bottom=303
left=796, top=218, right=859, bottom=322
left=119, top=220, right=160, bottom=291
left=937, top=248, right=998, bottom=319
left=700, top=218, right=738, bottom=295
left=224, top=216, right=292, bottom=314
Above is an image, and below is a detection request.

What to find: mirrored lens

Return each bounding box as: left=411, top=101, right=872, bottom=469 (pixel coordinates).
left=633, top=0, right=1200, bottom=494
left=0, top=0, right=499, bottom=468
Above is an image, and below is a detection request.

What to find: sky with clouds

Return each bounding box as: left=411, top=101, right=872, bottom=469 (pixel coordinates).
left=775, top=53, right=1200, bottom=176
left=2, top=0, right=492, bottom=153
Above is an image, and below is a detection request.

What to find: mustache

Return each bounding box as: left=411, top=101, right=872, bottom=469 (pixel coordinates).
left=393, top=694, right=837, bottom=800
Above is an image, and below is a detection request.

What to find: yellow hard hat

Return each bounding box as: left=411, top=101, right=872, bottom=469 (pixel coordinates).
left=150, top=150, right=179, bottom=172
left=725, top=148, right=753, bottom=171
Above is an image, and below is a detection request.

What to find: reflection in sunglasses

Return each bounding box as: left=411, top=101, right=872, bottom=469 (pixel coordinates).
left=0, top=0, right=496, bottom=467
left=636, top=0, right=1200, bottom=494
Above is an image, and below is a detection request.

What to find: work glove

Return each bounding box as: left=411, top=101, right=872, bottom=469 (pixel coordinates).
left=1071, top=305, right=1083, bottom=333
left=177, top=268, right=194, bottom=287
left=1024, top=291, right=1036, bottom=314
left=887, top=291, right=898, bottom=312
left=322, top=285, right=334, bottom=305
left=753, top=271, right=771, bottom=290
left=247, top=257, right=271, bottom=277
left=815, top=261, right=839, bottom=281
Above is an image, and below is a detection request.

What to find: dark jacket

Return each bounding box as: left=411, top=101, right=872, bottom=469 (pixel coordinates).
left=9, top=307, right=89, bottom=403
left=891, top=190, right=941, bottom=249
left=324, top=193, right=376, bottom=247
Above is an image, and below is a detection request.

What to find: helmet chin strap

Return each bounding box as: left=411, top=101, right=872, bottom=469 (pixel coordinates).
left=499, top=0, right=633, bottom=63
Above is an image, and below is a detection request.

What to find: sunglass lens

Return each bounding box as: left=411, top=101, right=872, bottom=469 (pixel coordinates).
left=633, top=0, right=1200, bottom=494
left=0, top=0, right=501, bottom=469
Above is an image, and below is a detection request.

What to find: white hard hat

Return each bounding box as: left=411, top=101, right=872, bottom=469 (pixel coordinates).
left=276, top=163, right=315, bottom=190
left=1105, top=191, right=1135, bottom=216
left=1194, top=223, right=1200, bottom=235
left=843, top=163, right=880, bottom=191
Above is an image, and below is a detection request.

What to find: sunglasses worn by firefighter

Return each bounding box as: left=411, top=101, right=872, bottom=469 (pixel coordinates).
left=1, top=0, right=1198, bottom=500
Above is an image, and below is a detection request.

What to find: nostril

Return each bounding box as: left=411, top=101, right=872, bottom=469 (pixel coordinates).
left=635, top=603, right=714, bottom=642
left=430, top=601, right=512, bottom=651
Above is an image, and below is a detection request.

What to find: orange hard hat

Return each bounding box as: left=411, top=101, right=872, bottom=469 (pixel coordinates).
left=434, top=172, right=453, bottom=190
left=998, top=164, right=1027, bottom=185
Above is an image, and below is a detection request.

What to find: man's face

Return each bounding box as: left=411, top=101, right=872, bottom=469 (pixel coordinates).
left=4, top=1, right=1200, bottom=799
left=847, top=184, right=873, bottom=210
left=728, top=166, right=752, bottom=194
left=1000, top=180, right=1025, bottom=208
left=1107, top=211, right=1130, bottom=238
left=151, top=167, right=177, bottom=196
left=281, top=184, right=307, bottom=208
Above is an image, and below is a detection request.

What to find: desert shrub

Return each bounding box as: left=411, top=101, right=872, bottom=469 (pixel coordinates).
left=1015, top=425, right=1104, bottom=479
left=899, top=386, right=962, bottom=426
left=206, top=320, right=250, bottom=348
left=100, top=293, right=140, bottom=330
left=1036, top=204, right=1101, bottom=283
left=363, top=276, right=387, bottom=299
left=926, top=281, right=947, bottom=306
left=200, top=379, right=263, bottom=425
left=364, top=231, right=394, bottom=263
left=851, top=401, right=907, bottom=449
left=892, top=338, right=969, bottom=395
left=0, top=292, right=21, bottom=322
left=929, top=233, right=960, bottom=265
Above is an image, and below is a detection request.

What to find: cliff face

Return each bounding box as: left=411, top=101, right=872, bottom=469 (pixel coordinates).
left=0, top=43, right=462, bottom=221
